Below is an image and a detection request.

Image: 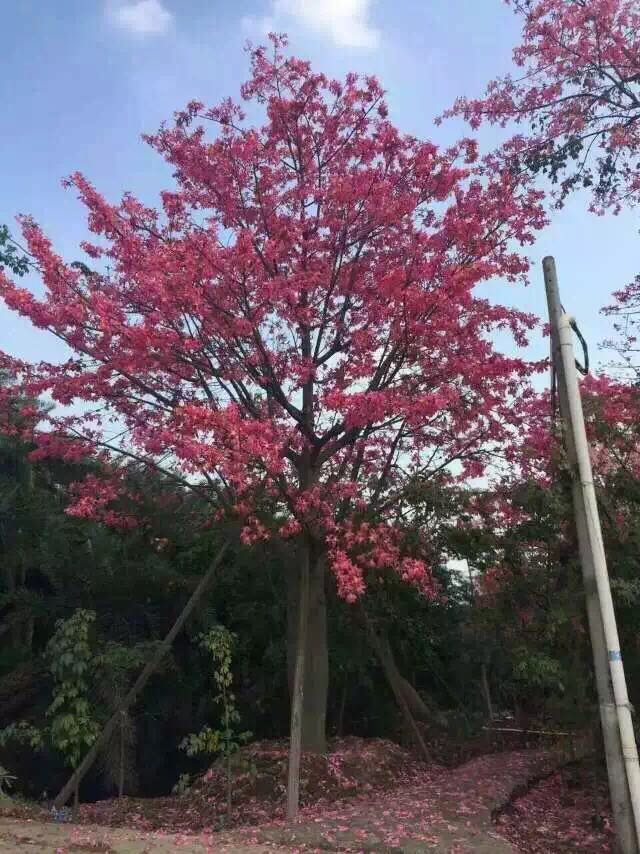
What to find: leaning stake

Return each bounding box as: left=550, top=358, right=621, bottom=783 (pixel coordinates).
left=286, top=536, right=311, bottom=821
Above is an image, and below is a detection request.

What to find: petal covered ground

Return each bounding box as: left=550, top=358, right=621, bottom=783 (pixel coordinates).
left=0, top=742, right=613, bottom=852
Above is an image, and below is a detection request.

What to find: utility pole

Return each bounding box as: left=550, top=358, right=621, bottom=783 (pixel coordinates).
left=544, top=257, right=639, bottom=854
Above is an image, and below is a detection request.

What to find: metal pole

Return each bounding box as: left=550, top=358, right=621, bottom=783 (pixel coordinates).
left=544, top=257, right=638, bottom=853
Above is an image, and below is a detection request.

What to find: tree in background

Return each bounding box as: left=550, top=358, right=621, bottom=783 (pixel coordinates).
left=443, top=0, right=640, bottom=371
left=94, top=641, right=150, bottom=798
left=459, top=376, right=640, bottom=731
left=443, top=0, right=640, bottom=213
left=0, top=391, right=240, bottom=800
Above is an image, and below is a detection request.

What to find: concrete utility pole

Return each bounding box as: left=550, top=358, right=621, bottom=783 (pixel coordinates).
left=544, top=257, right=640, bottom=854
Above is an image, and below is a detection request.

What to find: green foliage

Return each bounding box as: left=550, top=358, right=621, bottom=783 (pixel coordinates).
left=0, top=225, right=29, bottom=277
left=180, top=725, right=222, bottom=757
left=94, top=642, right=150, bottom=680
left=610, top=578, right=640, bottom=606
left=179, top=626, right=251, bottom=815
left=0, top=722, right=43, bottom=751
left=0, top=611, right=100, bottom=796
left=94, top=641, right=155, bottom=796
left=180, top=626, right=251, bottom=762
left=0, top=412, right=252, bottom=797
left=45, top=610, right=100, bottom=770
left=513, top=651, right=565, bottom=693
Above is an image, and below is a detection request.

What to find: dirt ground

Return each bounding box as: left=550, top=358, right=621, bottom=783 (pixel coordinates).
left=0, top=813, right=515, bottom=853
left=0, top=748, right=575, bottom=853
left=496, top=761, right=613, bottom=853
left=0, top=818, right=289, bottom=853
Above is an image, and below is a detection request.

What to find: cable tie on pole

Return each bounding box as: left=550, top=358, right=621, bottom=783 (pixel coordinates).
left=569, top=317, right=589, bottom=374
left=613, top=701, right=636, bottom=719
left=560, top=306, right=589, bottom=374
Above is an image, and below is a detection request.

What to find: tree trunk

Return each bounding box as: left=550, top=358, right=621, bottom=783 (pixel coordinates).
left=287, top=547, right=328, bottom=754
left=397, top=673, right=431, bottom=722
left=480, top=660, right=494, bottom=721
left=336, top=677, right=348, bottom=737
left=363, top=615, right=430, bottom=762
left=287, top=536, right=311, bottom=820
left=373, top=629, right=435, bottom=725
left=53, top=540, right=230, bottom=808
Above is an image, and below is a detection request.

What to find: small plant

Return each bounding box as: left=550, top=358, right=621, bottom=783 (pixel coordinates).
left=0, top=723, right=43, bottom=800
left=46, top=609, right=100, bottom=810
left=94, top=641, right=150, bottom=797
left=0, top=610, right=99, bottom=811
left=0, top=765, right=16, bottom=798
left=180, top=626, right=251, bottom=818
left=172, top=772, right=192, bottom=796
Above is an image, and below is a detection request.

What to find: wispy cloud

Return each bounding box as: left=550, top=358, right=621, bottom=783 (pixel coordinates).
left=240, top=13, right=275, bottom=40
left=243, top=0, right=380, bottom=50
left=108, top=0, right=174, bottom=36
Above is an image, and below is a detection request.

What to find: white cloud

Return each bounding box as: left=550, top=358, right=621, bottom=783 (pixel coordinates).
left=108, top=0, right=174, bottom=36
left=244, top=0, right=380, bottom=50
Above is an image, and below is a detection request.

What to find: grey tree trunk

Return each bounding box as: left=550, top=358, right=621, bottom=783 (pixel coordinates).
left=364, top=616, right=430, bottom=762
left=480, top=660, right=494, bottom=721
left=287, top=548, right=328, bottom=754
left=397, top=673, right=432, bottom=722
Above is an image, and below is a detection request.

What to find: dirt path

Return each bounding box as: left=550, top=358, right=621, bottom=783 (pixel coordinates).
left=0, top=750, right=562, bottom=853
left=0, top=818, right=287, bottom=853
left=231, top=749, right=555, bottom=852
left=0, top=814, right=511, bottom=853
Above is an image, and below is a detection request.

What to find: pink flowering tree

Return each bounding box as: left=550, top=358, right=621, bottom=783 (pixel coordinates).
left=447, top=375, right=640, bottom=734
left=467, top=376, right=640, bottom=574
left=443, top=0, right=640, bottom=369
left=0, top=38, right=545, bottom=803
left=519, top=375, right=640, bottom=486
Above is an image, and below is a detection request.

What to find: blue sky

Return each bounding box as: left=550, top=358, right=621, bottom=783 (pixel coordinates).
left=2, top=0, right=639, bottom=369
